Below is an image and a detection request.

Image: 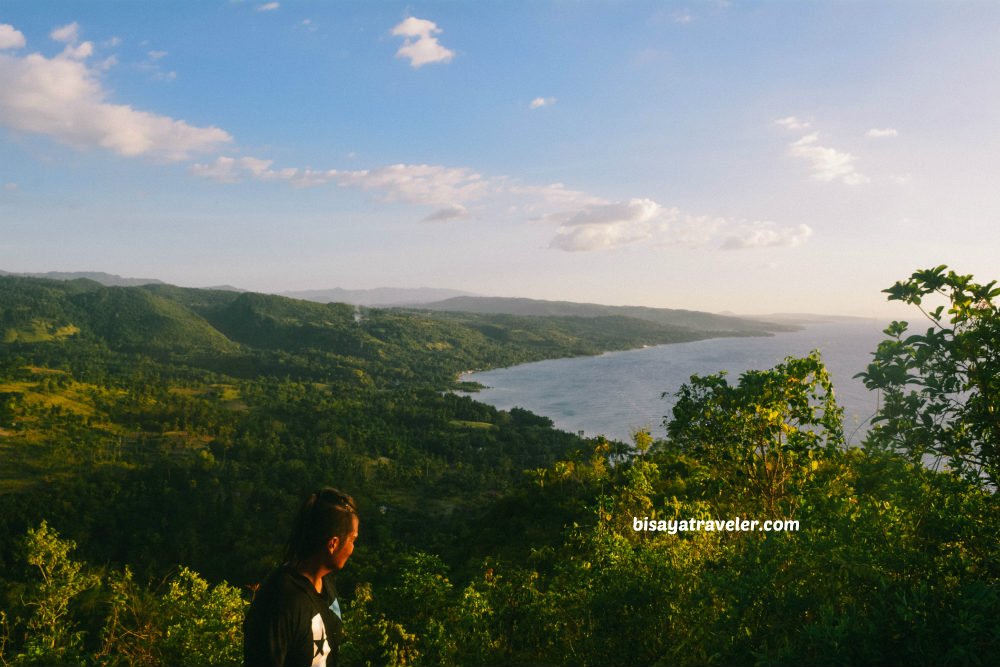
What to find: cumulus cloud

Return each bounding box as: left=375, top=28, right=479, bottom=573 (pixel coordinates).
left=190, top=157, right=491, bottom=210
left=665, top=214, right=726, bottom=247
left=721, top=222, right=812, bottom=250
left=423, top=205, right=469, bottom=222
left=556, top=198, right=661, bottom=228
left=50, top=22, right=80, bottom=44
left=542, top=198, right=810, bottom=253
left=866, top=127, right=898, bottom=138
left=530, top=97, right=556, bottom=109
left=551, top=223, right=650, bottom=252
left=257, top=2, right=280, bottom=11
left=547, top=199, right=663, bottom=251
left=774, top=116, right=810, bottom=130
left=0, top=38, right=232, bottom=160
left=787, top=133, right=868, bottom=185
left=3, top=182, right=19, bottom=191
left=61, top=41, right=94, bottom=60
left=335, top=163, right=490, bottom=206
left=188, top=156, right=276, bottom=183
left=0, top=24, right=26, bottom=50
left=147, top=50, right=167, bottom=60
left=509, top=182, right=604, bottom=209
left=392, top=17, right=454, bottom=67
left=189, top=153, right=812, bottom=255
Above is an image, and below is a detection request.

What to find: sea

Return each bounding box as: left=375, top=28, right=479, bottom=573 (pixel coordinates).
left=460, top=319, right=891, bottom=445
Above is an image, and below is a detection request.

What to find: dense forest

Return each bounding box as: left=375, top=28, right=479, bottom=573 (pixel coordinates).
left=0, top=267, right=998, bottom=665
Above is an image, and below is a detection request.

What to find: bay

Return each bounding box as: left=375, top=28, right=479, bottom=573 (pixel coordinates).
left=461, top=319, right=890, bottom=444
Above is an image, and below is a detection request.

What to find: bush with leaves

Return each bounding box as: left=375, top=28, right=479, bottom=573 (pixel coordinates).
left=859, top=266, right=1000, bottom=487
left=10, top=521, right=100, bottom=666
left=663, top=352, right=843, bottom=514
left=0, top=523, right=246, bottom=667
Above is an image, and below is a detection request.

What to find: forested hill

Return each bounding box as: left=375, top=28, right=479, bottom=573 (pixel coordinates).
left=0, top=269, right=165, bottom=287
left=2, top=269, right=999, bottom=666
left=0, top=276, right=788, bottom=387
left=414, top=295, right=796, bottom=334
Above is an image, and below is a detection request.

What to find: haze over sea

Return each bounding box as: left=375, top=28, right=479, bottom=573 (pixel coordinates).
left=463, top=319, right=890, bottom=445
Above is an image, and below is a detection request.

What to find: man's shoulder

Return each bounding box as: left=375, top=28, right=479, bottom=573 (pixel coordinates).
left=252, top=566, right=314, bottom=613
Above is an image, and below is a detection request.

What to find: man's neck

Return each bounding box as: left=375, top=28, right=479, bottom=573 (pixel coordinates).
left=292, top=558, right=330, bottom=594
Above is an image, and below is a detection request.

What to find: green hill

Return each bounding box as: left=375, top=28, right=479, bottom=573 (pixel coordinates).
left=414, top=296, right=796, bottom=334
left=67, top=287, right=241, bottom=354
left=0, top=276, right=789, bottom=388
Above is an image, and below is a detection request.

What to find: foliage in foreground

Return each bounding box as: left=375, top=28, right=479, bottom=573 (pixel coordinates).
left=858, top=265, right=1000, bottom=487
left=1, top=522, right=244, bottom=666
left=339, top=345, right=1000, bottom=666
left=1, top=266, right=999, bottom=665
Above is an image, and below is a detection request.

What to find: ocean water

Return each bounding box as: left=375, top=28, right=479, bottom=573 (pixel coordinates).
left=461, top=319, right=890, bottom=444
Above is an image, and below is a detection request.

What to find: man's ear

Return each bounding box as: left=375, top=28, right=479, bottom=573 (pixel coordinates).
left=327, top=536, right=340, bottom=554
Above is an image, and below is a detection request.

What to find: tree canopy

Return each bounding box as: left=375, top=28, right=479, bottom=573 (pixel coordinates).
left=858, top=266, right=1000, bottom=487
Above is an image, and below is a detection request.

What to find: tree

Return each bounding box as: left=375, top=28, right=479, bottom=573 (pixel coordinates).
left=858, top=266, right=1000, bottom=487
left=664, top=352, right=843, bottom=513
left=17, top=521, right=100, bottom=665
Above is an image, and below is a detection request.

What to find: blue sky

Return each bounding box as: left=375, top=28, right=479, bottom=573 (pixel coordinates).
left=1, top=1, right=998, bottom=316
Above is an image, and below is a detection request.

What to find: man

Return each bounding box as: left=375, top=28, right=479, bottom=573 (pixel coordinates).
left=244, top=488, right=359, bottom=667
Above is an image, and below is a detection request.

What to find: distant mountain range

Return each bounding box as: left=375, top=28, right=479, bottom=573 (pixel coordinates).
left=0, top=276, right=794, bottom=386
left=278, top=287, right=477, bottom=306
left=0, top=270, right=834, bottom=327
left=0, top=270, right=166, bottom=287
left=410, top=296, right=797, bottom=334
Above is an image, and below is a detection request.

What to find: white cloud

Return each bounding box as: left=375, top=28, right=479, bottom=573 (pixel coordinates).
left=61, top=41, right=94, bottom=60
left=103, top=36, right=121, bottom=48
left=99, top=55, right=118, bottom=70
left=866, top=127, right=898, bottom=138
left=544, top=199, right=809, bottom=253
left=548, top=198, right=662, bottom=251
left=530, top=97, right=556, bottom=109
left=50, top=22, right=80, bottom=44
left=0, top=25, right=26, bottom=50
left=557, top=198, right=661, bottom=227
left=0, top=45, right=232, bottom=160
left=188, top=153, right=812, bottom=256
left=787, top=133, right=868, bottom=185
left=673, top=10, right=694, bottom=23
left=3, top=182, right=18, bottom=191
left=509, top=182, right=604, bottom=209
left=551, top=223, right=650, bottom=252
left=721, top=222, right=812, bottom=250
left=257, top=2, right=280, bottom=11
left=774, top=116, right=810, bottom=130
left=148, top=50, right=167, bottom=60
left=392, top=17, right=454, bottom=68
left=423, top=205, right=468, bottom=222
left=664, top=214, right=726, bottom=247
left=188, top=156, right=283, bottom=183
left=189, top=157, right=491, bottom=209
left=334, top=163, right=489, bottom=205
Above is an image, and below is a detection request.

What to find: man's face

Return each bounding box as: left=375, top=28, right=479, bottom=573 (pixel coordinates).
left=329, top=515, right=359, bottom=571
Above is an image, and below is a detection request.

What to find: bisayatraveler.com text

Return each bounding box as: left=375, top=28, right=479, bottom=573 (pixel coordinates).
left=633, top=516, right=800, bottom=534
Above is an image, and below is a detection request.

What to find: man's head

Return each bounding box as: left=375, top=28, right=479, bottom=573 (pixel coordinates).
left=286, top=488, right=359, bottom=570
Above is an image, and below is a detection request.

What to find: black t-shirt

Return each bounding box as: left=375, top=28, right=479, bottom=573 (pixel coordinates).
left=243, top=565, right=345, bottom=667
